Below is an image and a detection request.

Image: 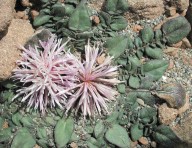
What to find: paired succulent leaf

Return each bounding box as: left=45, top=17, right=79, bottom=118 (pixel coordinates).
left=105, top=124, right=131, bottom=148
left=54, top=118, right=74, bottom=147
left=11, top=128, right=36, bottom=148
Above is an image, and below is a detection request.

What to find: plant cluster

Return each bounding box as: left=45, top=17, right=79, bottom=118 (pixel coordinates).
left=0, top=0, right=191, bottom=147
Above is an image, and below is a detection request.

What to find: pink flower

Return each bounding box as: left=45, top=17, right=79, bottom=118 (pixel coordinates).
left=12, top=35, right=77, bottom=114
left=64, top=41, right=120, bottom=117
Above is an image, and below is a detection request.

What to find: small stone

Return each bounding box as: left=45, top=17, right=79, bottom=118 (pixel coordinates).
left=96, top=53, right=106, bottom=65
left=91, top=15, right=100, bottom=25
left=158, top=103, right=178, bottom=125
left=151, top=141, right=157, bottom=148
left=138, top=137, right=148, bottom=145
left=131, top=141, right=138, bottom=147
left=21, top=0, right=32, bottom=7
left=168, top=59, right=174, bottom=70
left=171, top=41, right=183, bottom=48
left=166, top=7, right=177, bottom=16
left=181, top=37, right=191, bottom=48
left=178, top=94, right=190, bottom=115
left=30, top=10, right=39, bottom=20
left=15, top=11, right=25, bottom=19
left=181, top=9, right=187, bottom=16
left=132, top=25, right=143, bottom=32
left=70, top=142, right=78, bottom=148
left=163, top=47, right=179, bottom=57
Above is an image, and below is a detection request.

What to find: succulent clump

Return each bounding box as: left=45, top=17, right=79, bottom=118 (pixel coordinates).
left=12, top=35, right=78, bottom=114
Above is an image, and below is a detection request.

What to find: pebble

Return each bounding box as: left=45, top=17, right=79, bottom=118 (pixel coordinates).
left=138, top=137, right=149, bottom=145
left=151, top=141, right=157, bottom=148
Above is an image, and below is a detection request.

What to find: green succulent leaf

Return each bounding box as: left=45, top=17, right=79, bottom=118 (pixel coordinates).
left=128, top=76, right=140, bottom=89
left=143, top=60, right=169, bottom=81
left=12, top=112, right=23, bottom=126
left=37, top=139, right=48, bottom=148
left=37, top=127, right=48, bottom=139
left=51, top=3, right=65, bottom=17
left=33, top=15, right=52, bottom=27
left=11, top=128, right=36, bottom=148
left=110, top=16, right=128, bottom=31
left=64, top=4, right=75, bottom=16
left=20, top=116, right=34, bottom=127
left=153, top=125, right=182, bottom=147
left=162, top=16, right=191, bottom=45
left=139, top=107, right=157, bottom=124
left=94, top=120, right=105, bottom=138
left=140, top=27, right=154, bottom=44
left=68, top=2, right=91, bottom=31
left=0, top=117, right=4, bottom=129
left=130, top=123, right=143, bottom=141
left=145, top=47, right=163, bottom=59
left=104, top=36, right=128, bottom=58
left=54, top=118, right=74, bottom=148
left=0, top=128, right=12, bottom=143
left=117, top=84, right=126, bottom=94
left=105, top=124, right=131, bottom=148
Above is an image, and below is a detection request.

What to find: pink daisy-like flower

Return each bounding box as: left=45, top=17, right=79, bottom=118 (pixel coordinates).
left=64, top=41, right=120, bottom=117
left=12, top=35, right=77, bottom=114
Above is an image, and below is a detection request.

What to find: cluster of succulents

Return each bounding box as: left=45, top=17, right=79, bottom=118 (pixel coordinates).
left=0, top=0, right=191, bottom=147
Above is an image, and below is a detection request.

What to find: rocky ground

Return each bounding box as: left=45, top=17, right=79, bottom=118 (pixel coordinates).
left=0, top=0, right=192, bottom=147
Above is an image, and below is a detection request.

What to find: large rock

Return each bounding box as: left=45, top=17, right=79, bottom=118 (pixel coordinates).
left=0, top=0, right=16, bottom=39
left=126, top=0, right=164, bottom=20
left=170, top=0, right=189, bottom=12
left=0, top=19, right=34, bottom=80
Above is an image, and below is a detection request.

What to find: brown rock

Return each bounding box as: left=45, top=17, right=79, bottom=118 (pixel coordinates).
left=158, top=103, right=178, bottom=125
left=0, top=0, right=16, bottom=39
left=168, top=59, right=174, bottom=70
left=171, top=41, right=183, bottom=48
left=170, top=112, right=192, bottom=145
left=166, top=7, right=177, bottom=16
left=163, top=47, right=179, bottom=57
left=30, top=10, right=39, bottom=20
left=181, top=37, right=191, bottom=48
left=132, top=25, right=143, bottom=32
left=126, top=0, right=164, bottom=20
left=170, top=0, right=189, bottom=11
left=138, top=137, right=148, bottom=145
left=131, top=141, right=138, bottom=147
left=97, top=53, right=106, bottom=65
left=178, top=94, right=190, bottom=115
left=0, top=19, right=34, bottom=80
left=21, top=0, right=32, bottom=7
left=23, top=15, right=29, bottom=20
left=15, top=11, right=25, bottom=19
left=151, top=141, right=157, bottom=148
left=181, top=52, right=192, bottom=66
left=70, top=142, right=78, bottom=148
left=181, top=9, right=187, bottom=16
left=91, top=15, right=100, bottom=25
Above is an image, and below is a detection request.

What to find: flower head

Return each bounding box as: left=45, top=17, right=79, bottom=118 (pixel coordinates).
left=12, top=35, right=77, bottom=113
left=65, top=41, right=120, bottom=117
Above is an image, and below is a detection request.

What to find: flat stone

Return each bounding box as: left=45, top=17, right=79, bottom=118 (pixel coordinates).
left=0, top=0, right=16, bottom=39
left=0, top=19, right=34, bottom=80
